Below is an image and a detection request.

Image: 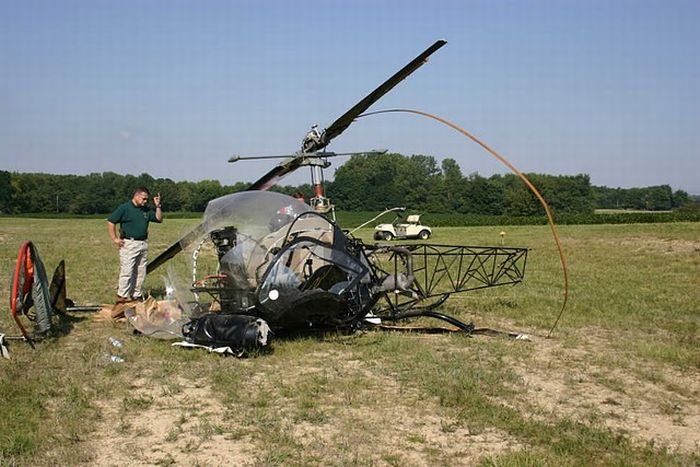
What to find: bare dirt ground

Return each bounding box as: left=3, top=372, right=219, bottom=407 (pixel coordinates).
left=86, top=327, right=699, bottom=466
left=90, top=376, right=254, bottom=466
left=509, top=330, right=700, bottom=453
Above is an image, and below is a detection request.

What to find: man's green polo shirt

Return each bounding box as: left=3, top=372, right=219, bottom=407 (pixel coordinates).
left=108, top=201, right=160, bottom=240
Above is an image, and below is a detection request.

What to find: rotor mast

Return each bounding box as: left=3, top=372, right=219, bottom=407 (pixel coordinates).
left=309, top=158, right=331, bottom=213
left=300, top=125, right=333, bottom=212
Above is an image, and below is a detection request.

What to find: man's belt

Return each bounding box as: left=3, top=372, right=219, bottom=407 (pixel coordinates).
left=123, top=237, right=147, bottom=241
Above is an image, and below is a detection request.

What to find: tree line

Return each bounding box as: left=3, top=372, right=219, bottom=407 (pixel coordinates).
left=0, top=153, right=692, bottom=215
left=325, top=153, right=691, bottom=214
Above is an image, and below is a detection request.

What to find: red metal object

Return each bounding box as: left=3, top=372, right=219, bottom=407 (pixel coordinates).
left=10, top=241, right=34, bottom=342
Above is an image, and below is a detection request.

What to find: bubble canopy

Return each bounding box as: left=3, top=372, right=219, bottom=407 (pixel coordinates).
left=198, top=191, right=310, bottom=242
left=175, top=190, right=373, bottom=331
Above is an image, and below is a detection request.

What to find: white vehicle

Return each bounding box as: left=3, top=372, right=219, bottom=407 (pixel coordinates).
left=374, top=214, right=432, bottom=241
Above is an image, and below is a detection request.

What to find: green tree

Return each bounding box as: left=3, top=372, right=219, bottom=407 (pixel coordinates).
left=0, top=171, right=14, bottom=213
left=672, top=189, right=690, bottom=208
left=397, top=154, right=441, bottom=211
left=440, top=158, right=465, bottom=212
left=330, top=153, right=404, bottom=210
left=644, top=185, right=673, bottom=210
left=183, top=180, right=226, bottom=212
left=503, top=174, right=541, bottom=216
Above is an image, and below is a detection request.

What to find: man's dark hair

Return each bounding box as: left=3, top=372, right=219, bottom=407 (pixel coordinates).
left=132, top=186, right=150, bottom=197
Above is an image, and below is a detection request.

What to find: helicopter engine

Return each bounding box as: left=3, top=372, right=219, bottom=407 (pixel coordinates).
left=209, top=227, right=238, bottom=261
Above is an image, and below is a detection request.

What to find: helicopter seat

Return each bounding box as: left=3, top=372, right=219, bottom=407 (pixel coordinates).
left=249, top=217, right=334, bottom=288
left=299, top=264, right=347, bottom=292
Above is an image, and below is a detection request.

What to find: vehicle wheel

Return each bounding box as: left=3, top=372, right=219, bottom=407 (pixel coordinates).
left=383, top=231, right=394, bottom=241
left=418, top=230, right=430, bottom=240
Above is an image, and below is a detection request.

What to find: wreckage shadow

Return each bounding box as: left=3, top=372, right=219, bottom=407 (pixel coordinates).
left=50, top=312, right=89, bottom=338
left=270, top=327, right=359, bottom=345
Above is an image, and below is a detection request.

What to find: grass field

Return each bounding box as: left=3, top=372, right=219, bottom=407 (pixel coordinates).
left=0, top=217, right=698, bottom=466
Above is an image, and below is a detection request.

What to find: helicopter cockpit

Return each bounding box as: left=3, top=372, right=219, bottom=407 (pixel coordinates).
left=184, top=191, right=373, bottom=333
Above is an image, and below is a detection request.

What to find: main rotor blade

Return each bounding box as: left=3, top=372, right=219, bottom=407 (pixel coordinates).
left=232, top=150, right=385, bottom=161
left=229, top=154, right=296, bottom=162
left=246, top=156, right=299, bottom=191
left=148, top=41, right=446, bottom=273
left=307, top=39, right=447, bottom=153
left=248, top=40, right=446, bottom=192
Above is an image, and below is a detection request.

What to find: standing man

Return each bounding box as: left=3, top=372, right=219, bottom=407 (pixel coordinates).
left=107, top=186, right=163, bottom=303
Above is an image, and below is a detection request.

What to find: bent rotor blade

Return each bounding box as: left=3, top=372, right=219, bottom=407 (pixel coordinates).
left=248, top=39, right=447, bottom=191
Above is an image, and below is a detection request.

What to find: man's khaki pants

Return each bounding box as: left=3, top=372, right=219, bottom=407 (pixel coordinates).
left=117, top=239, right=148, bottom=299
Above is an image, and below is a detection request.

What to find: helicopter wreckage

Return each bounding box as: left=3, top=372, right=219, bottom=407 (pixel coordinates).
left=6, top=39, right=539, bottom=356
left=142, top=190, right=528, bottom=353
left=137, top=39, right=530, bottom=353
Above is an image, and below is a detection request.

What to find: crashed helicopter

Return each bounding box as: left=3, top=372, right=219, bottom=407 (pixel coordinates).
left=135, top=39, right=530, bottom=352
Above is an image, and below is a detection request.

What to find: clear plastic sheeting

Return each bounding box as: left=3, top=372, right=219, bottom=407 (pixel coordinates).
left=163, top=267, right=206, bottom=319
left=124, top=298, right=185, bottom=339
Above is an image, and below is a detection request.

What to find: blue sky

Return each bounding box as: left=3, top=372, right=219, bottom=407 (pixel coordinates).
left=1, top=0, right=698, bottom=193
